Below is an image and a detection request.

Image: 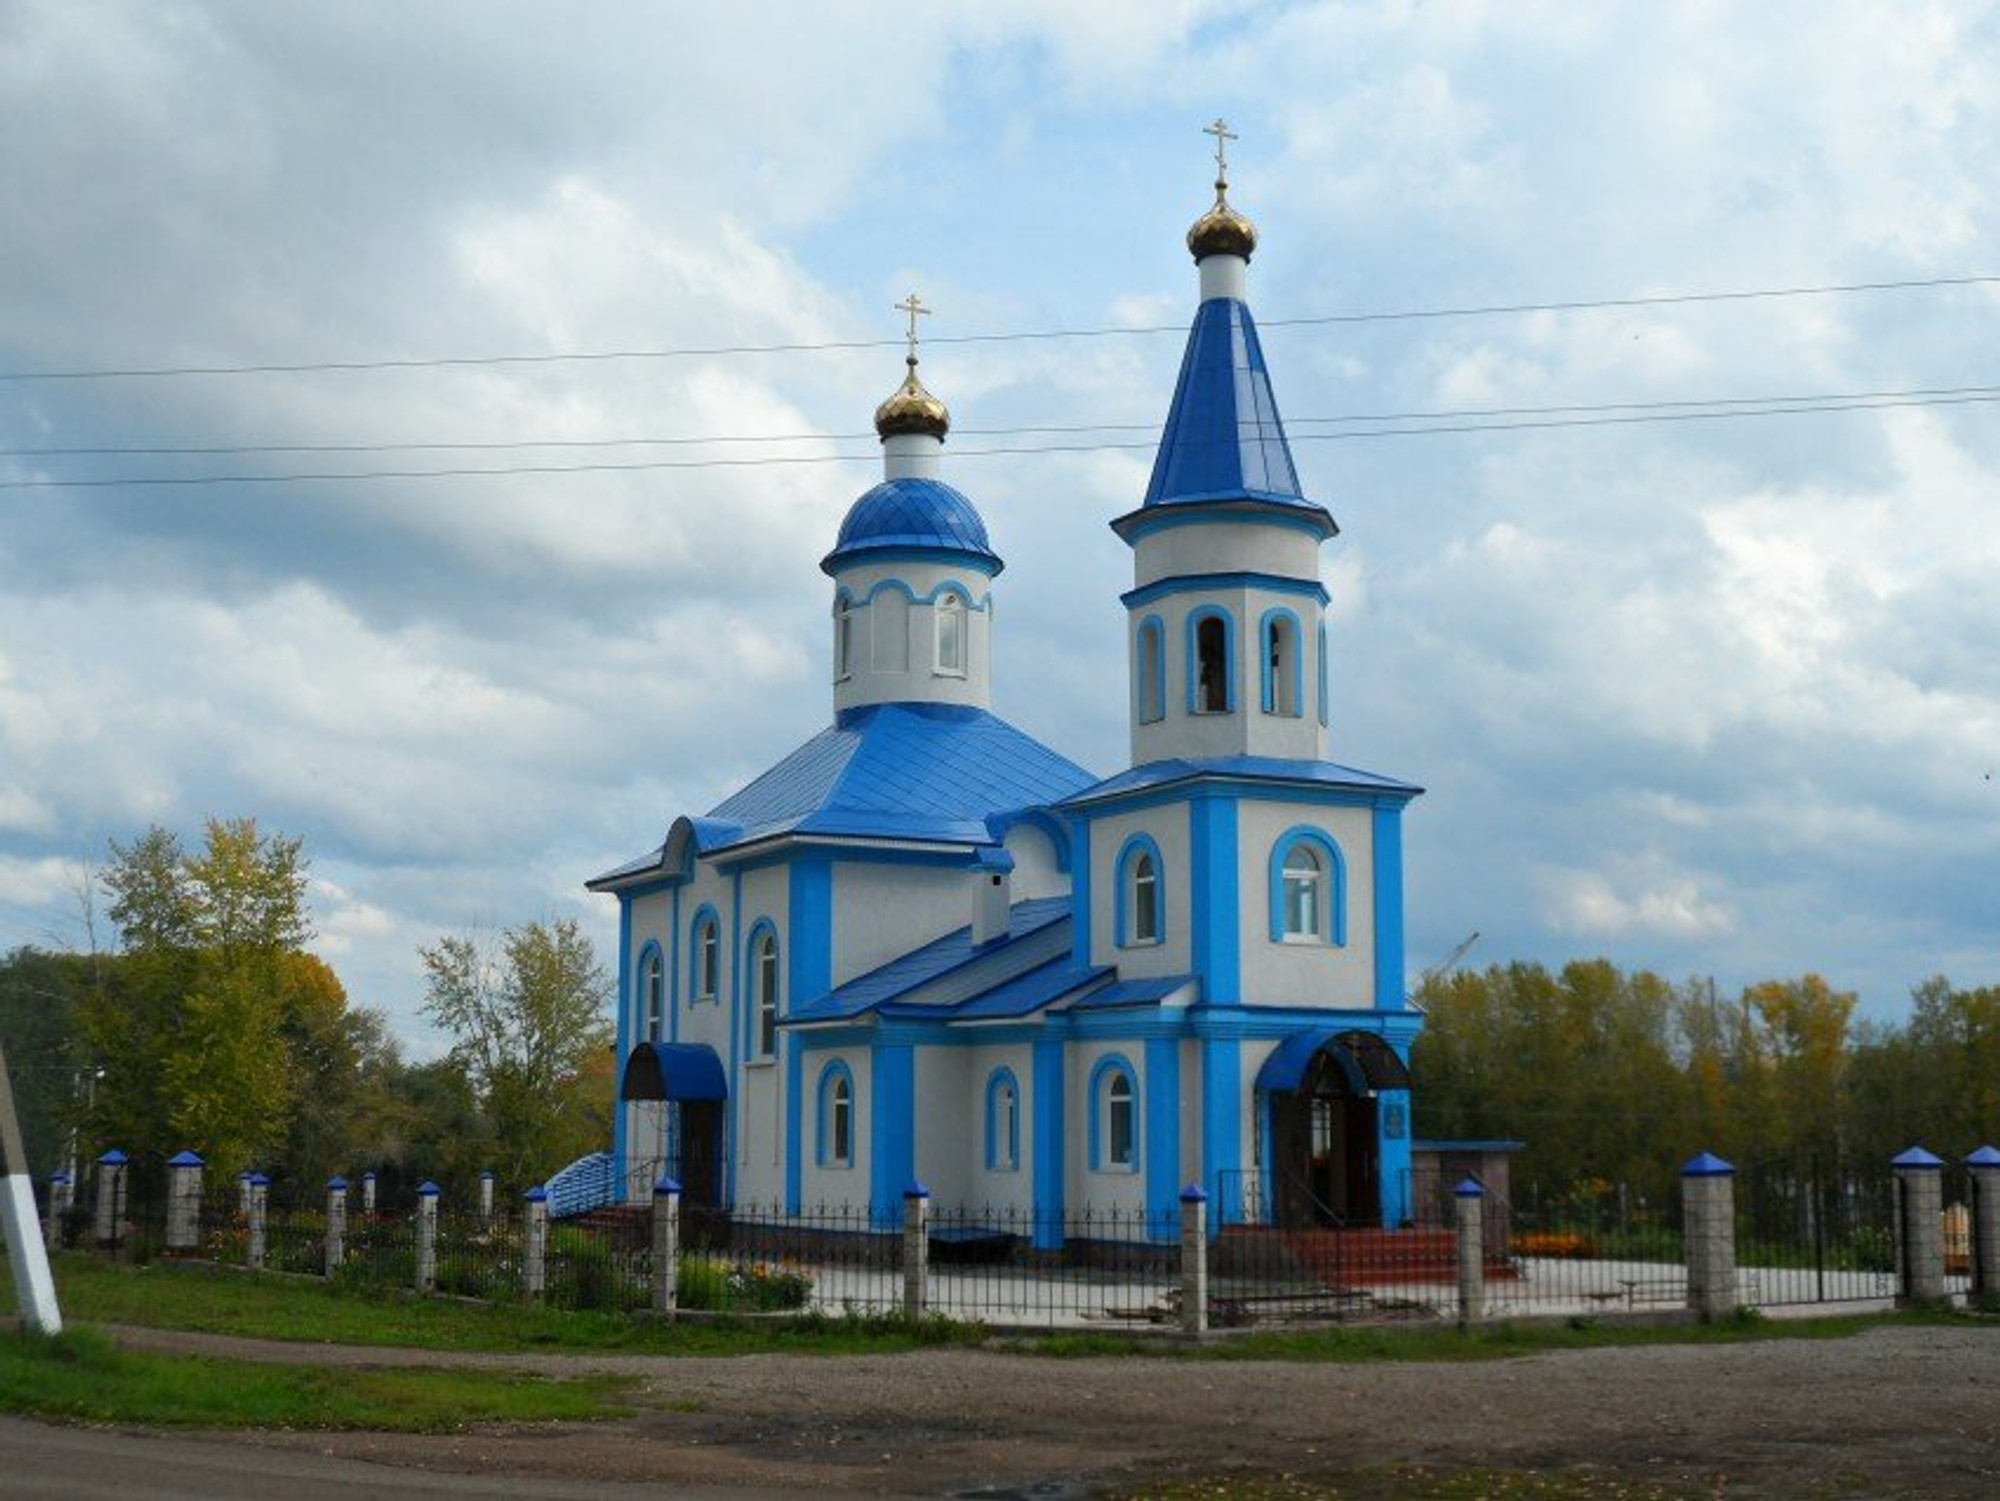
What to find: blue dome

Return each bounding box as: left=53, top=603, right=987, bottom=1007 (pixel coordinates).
left=820, top=477, right=1003, bottom=576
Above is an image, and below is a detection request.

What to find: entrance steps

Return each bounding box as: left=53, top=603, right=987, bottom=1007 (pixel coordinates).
left=1218, top=1225, right=1515, bottom=1287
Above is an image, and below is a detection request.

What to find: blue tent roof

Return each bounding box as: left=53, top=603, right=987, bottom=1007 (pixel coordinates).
left=821, top=477, right=1004, bottom=575
left=705, top=703, right=1095, bottom=848
left=1140, top=298, right=1325, bottom=516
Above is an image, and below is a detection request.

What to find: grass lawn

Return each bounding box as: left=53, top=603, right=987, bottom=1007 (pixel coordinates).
left=0, top=1326, right=636, bottom=1431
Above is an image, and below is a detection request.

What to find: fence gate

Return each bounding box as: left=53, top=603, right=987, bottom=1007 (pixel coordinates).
left=1736, top=1159, right=1896, bottom=1307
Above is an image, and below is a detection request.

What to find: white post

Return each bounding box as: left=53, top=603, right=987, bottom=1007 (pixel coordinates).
left=1681, top=1151, right=1737, bottom=1323
left=479, top=1170, right=496, bottom=1228
left=523, top=1187, right=549, bottom=1299
left=164, top=1150, right=204, bottom=1252
left=238, top=1169, right=253, bottom=1218
left=361, top=1170, right=377, bottom=1216
left=93, top=1149, right=128, bottom=1249
left=1454, top=1177, right=1486, bottom=1328
left=652, top=1175, right=682, bottom=1315
left=1179, top=1185, right=1208, bottom=1335
left=902, top=1182, right=930, bottom=1319
left=44, top=1171, right=72, bottom=1253
left=0, top=1042, right=61, bottom=1332
left=415, top=1180, right=439, bottom=1293
left=245, top=1172, right=269, bottom=1270
left=325, top=1177, right=348, bottom=1276
left=1893, top=1146, right=1947, bottom=1308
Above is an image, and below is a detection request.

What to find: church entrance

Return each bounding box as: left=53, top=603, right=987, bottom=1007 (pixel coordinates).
left=1255, top=1028, right=1412, bottom=1229
left=676, top=1100, right=723, bottom=1209
left=619, top=1041, right=729, bottom=1214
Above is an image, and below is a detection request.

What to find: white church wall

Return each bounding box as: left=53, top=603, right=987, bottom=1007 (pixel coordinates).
left=627, top=887, right=673, bottom=1039
left=831, top=864, right=968, bottom=985
left=1235, top=801, right=1377, bottom=1009
left=1067, top=1039, right=1147, bottom=1218
left=913, top=1047, right=973, bottom=1205
left=800, top=1045, right=871, bottom=1210
left=832, top=559, right=996, bottom=715
left=735, top=1060, right=784, bottom=1206
left=1086, top=804, right=1191, bottom=975
left=964, top=1042, right=1033, bottom=1215
left=1133, top=519, right=1318, bottom=589
left=1239, top=584, right=1326, bottom=761
left=1002, top=823, right=1066, bottom=901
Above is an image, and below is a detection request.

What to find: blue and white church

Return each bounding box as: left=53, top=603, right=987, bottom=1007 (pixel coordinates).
left=587, top=147, right=1425, bottom=1235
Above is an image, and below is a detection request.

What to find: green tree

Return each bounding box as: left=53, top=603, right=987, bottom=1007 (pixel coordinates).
left=420, top=918, right=613, bottom=1190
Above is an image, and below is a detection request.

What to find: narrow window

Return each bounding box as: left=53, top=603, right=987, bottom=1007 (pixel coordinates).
left=693, top=915, right=719, bottom=1000
left=1317, top=619, right=1330, bottom=727
left=1283, top=846, right=1322, bottom=939
left=987, top=1071, right=1020, bottom=1171
left=1265, top=614, right=1299, bottom=716
left=834, top=601, right=854, bottom=681
left=643, top=951, right=664, bottom=1042
left=1106, top=1072, right=1134, bottom=1168
left=753, top=930, right=779, bottom=1059
left=1195, top=614, right=1229, bottom=713
left=1136, top=618, right=1165, bottom=723
left=826, top=1071, right=853, bottom=1165
left=1131, top=852, right=1159, bottom=944
left=935, top=593, right=968, bottom=675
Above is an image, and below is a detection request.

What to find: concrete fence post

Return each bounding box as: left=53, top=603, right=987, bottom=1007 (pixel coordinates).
left=44, top=1171, right=71, bottom=1253
left=652, top=1175, right=682, bottom=1315
left=522, top=1187, right=549, bottom=1299
left=1967, top=1145, right=2000, bottom=1312
left=245, top=1172, right=269, bottom=1270
left=325, top=1177, right=348, bottom=1276
left=1179, top=1184, right=1208, bottom=1335
left=479, top=1170, right=496, bottom=1228
left=164, top=1150, right=203, bottom=1252
left=902, top=1181, right=930, bottom=1319
left=93, top=1149, right=128, bottom=1250
left=1681, top=1152, right=1737, bottom=1322
left=415, top=1181, right=439, bottom=1293
left=1893, top=1146, right=1947, bottom=1308
left=1454, top=1177, right=1486, bottom=1328
left=238, top=1169, right=253, bottom=1219
left=361, top=1170, right=377, bottom=1217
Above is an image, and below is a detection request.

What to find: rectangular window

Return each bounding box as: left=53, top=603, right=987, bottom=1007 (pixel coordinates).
left=936, top=598, right=967, bottom=675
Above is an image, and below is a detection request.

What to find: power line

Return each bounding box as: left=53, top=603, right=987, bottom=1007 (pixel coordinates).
left=8, top=382, right=1997, bottom=460
left=4, top=273, right=1997, bottom=384
left=4, top=387, right=1995, bottom=491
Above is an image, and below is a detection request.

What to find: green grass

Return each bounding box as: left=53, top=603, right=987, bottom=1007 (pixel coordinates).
left=0, top=1326, right=635, bottom=1431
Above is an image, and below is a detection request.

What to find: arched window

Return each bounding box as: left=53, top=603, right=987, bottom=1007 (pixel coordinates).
left=749, top=925, right=779, bottom=1060
left=690, top=909, right=720, bottom=1001
left=1268, top=828, right=1348, bottom=945
left=641, top=948, right=664, bottom=1042
left=833, top=597, right=855, bottom=682
left=1135, top=616, right=1165, bottom=723
left=818, top=1062, right=854, bottom=1167
left=1090, top=1056, right=1138, bottom=1171
left=1317, top=618, right=1330, bottom=727
left=935, top=592, right=968, bottom=676
left=1115, top=835, right=1164, bottom=947
left=1189, top=608, right=1232, bottom=714
left=985, top=1068, right=1020, bottom=1171
left=1262, top=608, right=1301, bottom=717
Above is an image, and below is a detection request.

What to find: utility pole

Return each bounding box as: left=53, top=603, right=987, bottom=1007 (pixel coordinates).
left=0, top=1039, right=63, bottom=1333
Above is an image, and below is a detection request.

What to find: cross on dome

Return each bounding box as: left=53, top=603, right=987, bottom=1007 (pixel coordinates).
left=896, top=291, right=932, bottom=368
left=1204, top=118, right=1237, bottom=188
left=1187, top=117, right=1258, bottom=263
left=874, top=289, right=950, bottom=441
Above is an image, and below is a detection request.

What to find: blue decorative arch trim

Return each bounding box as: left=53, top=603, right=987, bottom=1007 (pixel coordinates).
left=1135, top=614, right=1166, bottom=724
left=1267, top=826, right=1348, bottom=945
left=1087, top=1053, right=1140, bottom=1173
left=687, top=904, right=722, bottom=1003
left=1184, top=604, right=1237, bottom=715
left=1258, top=606, right=1305, bottom=717
left=1113, top=833, right=1166, bottom=948
left=984, top=1066, right=1021, bottom=1171
left=854, top=577, right=993, bottom=611
left=816, top=1059, right=855, bottom=1167
left=986, top=806, right=1074, bottom=875
left=634, top=939, right=666, bottom=1043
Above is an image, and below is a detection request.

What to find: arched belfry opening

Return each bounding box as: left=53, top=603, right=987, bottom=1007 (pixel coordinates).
left=1256, top=1029, right=1410, bottom=1228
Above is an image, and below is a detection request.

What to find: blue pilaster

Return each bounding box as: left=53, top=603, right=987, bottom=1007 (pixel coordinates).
left=725, top=869, right=743, bottom=1206
left=1071, top=817, right=1094, bottom=966
left=870, top=1042, right=915, bottom=1228
left=1372, top=803, right=1404, bottom=1009
left=1200, top=1036, right=1241, bottom=1221
left=1031, top=1037, right=1066, bottom=1250
left=785, top=858, right=832, bottom=1214
left=1190, top=795, right=1240, bottom=1002
left=1143, top=1035, right=1180, bottom=1238
left=612, top=894, right=633, bottom=1197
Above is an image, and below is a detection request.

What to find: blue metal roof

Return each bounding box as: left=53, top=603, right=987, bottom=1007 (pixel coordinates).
left=821, top=477, right=1004, bottom=575
left=1061, top=973, right=1198, bottom=1011
left=707, top=703, right=1095, bottom=848
left=619, top=1042, right=728, bottom=1102
left=1142, top=298, right=1320, bottom=513
left=946, top=958, right=1112, bottom=1020
left=1066, top=755, right=1422, bottom=808
left=790, top=895, right=1073, bottom=1022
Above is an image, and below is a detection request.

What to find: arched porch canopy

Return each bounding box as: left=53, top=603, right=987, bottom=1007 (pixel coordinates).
left=620, top=1042, right=728, bottom=1103
left=1256, top=1026, right=1411, bottom=1096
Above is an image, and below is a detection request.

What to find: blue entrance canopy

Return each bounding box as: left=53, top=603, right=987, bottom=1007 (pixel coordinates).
left=620, top=1042, right=727, bottom=1103
left=1256, top=1027, right=1411, bottom=1095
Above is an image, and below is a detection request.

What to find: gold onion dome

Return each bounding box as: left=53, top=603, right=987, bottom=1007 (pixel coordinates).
left=1187, top=178, right=1257, bottom=261
left=874, top=357, right=951, bottom=440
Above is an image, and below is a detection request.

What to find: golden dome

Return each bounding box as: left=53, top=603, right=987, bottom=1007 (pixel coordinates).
left=1187, top=179, right=1258, bottom=261
left=874, top=357, right=951, bottom=440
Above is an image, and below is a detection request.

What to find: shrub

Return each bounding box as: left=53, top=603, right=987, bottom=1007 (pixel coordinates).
left=675, top=1256, right=813, bottom=1312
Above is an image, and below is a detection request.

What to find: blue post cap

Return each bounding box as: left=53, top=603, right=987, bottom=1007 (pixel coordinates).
left=327, top=1175, right=349, bottom=1191
left=1180, top=1183, right=1208, bottom=1204
left=1454, top=1176, right=1486, bottom=1198
left=247, top=1171, right=270, bottom=1187
left=1681, top=1151, right=1734, bottom=1177
left=1892, top=1146, right=1944, bottom=1170
left=238, top=1168, right=253, bottom=1181
left=417, top=1179, right=441, bottom=1197
left=480, top=1169, right=495, bottom=1180
left=524, top=1186, right=549, bottom=1203
left=361, top=1170, right=377, bottom=1181
left=50, top=1170, right=70, bottom=1185
left=654, top=1174, right=683, bottom=1196
left=904, top=1179, right=931, bottom=1199
left=98, top=1148, right=128, bottom=1167
left=166, top=1150, right=204, bottom=1168
left=1966, top=1145, right=2000, bottom=1168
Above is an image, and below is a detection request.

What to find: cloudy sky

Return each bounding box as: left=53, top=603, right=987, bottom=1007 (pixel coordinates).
left=4, top=1, right=1998, bottom=1047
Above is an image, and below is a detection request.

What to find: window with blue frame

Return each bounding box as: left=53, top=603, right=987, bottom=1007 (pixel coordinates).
left=1261, top=608, right=1301, bottom=716
left=1115, top=835, right=1164, bottom=947
left=1190, top=609, right=1232, bottom=714
left=985, top=1068, right=1020, bottom=1171
left=749, top=925, right=779, bottom=1060
left=1269, top=827, right=1347, bottom=945
left=935, top=592, right=968, bottom=676
left=1316, top=618, right=1330, bottom=727
left=690, top=910, right=720, bottom=1001
left=641, top=948, right=664, bottom=1041
left=1136, top=616, right=1165, bottom=723
left=818, top=1062, right=854, bottom=1167
left=1089, top=1056, right=1138, bottom=1171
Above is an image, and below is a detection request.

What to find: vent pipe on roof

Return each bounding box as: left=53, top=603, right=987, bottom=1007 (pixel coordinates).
left=973, top=868, right=1010, bottom=945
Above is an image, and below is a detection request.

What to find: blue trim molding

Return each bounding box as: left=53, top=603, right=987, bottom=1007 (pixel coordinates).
left=687, top=904, right=722, bottom=1004
left=1372, top=805, right=1405, bottom=1009
left=743, top=917, right=780, bottom=1061
left=1087, top=1052, right=1140, bottom=1174
left=1201, top=1036, right=1242, bottom=1218
left=815, top=1059, right=855, bottom=1167
left=1268, top=825, right=1348, bottom=946
left=984, top=1066, right=1021, bottom=1171
left=870, top=1043, right=915, bottom=1223
left=1189, top=798, right=1240, bottom=1003
left=1031, top=1039, right=1065, bottom=1249
left=634, top=940, right=666, bottom=1043
left=1122, top=570, right=1330, bottom=611
left=1183, top=604, right=1237, bottom=715
left=1112, top=832, right=1166, bottom=948
left=1135, top=614, right=1166, bottom=723
left=1258, top=605, right=1305, bottom=717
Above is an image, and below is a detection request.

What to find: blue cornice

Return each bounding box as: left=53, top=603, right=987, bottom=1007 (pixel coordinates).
left=1120, top=571, right=1331, bottom=610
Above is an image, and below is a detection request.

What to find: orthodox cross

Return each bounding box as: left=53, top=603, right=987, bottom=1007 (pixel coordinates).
left=896, top=291, right=932, bottom=365
left=1204, top=118, right=1238, bottom=186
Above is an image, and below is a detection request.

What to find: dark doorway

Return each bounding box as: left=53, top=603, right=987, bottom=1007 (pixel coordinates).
left=1272, top=1048, right=1380, bottom=1227
left=677, top=1101, right=723, bottom=1208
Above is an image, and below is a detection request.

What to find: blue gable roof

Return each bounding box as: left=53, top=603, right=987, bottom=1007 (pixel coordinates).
left=790, top=895, right=1075, bottom=1023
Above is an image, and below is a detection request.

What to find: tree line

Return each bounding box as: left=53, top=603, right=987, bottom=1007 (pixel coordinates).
left=1411, top=958, right=2000, bottom=1203
left=0, top=818, right=613, bottom=1204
